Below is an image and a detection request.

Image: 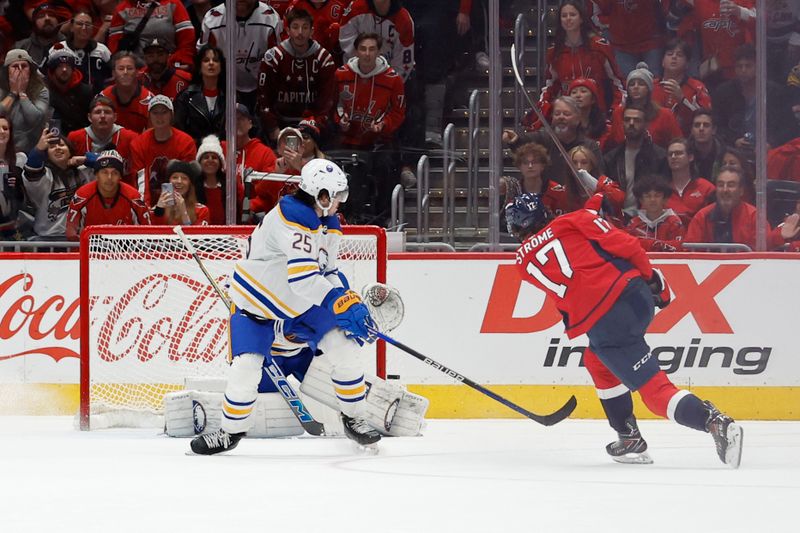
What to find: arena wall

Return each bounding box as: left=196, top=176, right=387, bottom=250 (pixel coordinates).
left=1, top=252, right=797, bottom=420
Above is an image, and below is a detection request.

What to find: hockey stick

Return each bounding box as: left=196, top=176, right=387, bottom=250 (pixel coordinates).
left=510, top=44, right=592, bottom=197
left=369, top=327, right=577, bottom=426
left=172, top=226, right=325, bottom=436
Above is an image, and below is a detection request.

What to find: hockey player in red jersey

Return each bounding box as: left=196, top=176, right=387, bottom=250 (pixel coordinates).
left=257, top=7, right=337, bottom=141
left=506, top=192, right=743, bottom=468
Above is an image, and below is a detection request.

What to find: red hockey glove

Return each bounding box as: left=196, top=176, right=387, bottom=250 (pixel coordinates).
left=646, top=268, right=672, bottom=309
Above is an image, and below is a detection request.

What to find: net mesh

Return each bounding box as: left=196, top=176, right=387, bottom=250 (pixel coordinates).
left=84, top=227, right=381, bottom=424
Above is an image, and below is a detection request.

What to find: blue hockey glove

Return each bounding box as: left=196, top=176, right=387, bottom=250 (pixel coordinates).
left=646, top=268, right=671, bottom=309
left=326, top=289, right=376, bottom=345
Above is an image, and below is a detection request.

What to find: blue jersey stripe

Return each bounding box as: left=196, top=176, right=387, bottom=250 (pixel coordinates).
left=232, top=271, right=292, bottom=320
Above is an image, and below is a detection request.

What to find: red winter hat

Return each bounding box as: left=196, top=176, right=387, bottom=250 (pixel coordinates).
left=566, top=77, right=601, bottom=102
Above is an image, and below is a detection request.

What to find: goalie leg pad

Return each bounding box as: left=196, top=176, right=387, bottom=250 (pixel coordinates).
left=299, top=355, right=429, bottom=436
left=165, top=390, right=304, bottom=438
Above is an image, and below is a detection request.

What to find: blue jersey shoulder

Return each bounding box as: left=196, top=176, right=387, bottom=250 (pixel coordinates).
left=279, top=195, right=322, bottom=232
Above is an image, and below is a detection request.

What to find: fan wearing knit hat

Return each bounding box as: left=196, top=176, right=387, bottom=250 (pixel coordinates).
left=607, top=62, right=682, bottom=149
left=1, top=49, right=50, bottom=153
left=19, top=1, right=71, bottom=66
left=195, top=134, right=244, bottom=225
left=45, top=44, right=94, bottom=136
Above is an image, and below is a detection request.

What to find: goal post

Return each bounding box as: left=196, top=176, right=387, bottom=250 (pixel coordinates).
left=79, top=225, right=387, bottom=430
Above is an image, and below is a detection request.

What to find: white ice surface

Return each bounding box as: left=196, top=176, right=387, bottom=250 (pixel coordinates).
left=2, top=417, right=798, bottom=533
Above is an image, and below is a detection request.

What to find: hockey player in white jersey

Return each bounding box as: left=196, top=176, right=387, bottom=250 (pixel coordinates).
left=190, top=159, right=384, bottom=454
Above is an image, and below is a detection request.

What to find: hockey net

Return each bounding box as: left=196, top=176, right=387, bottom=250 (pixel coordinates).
left=79, top=225, right=386, bottom=430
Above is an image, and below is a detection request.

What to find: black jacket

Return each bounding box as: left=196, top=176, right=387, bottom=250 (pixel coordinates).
left=604, top=136, right=669, bottom=211
left=174, top=84, right=226, bottom=144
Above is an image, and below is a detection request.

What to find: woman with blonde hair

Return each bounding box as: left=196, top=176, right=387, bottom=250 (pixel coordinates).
left=568, top=144, right=625, bottom=224
left=151, top=159, right=210, bottom=225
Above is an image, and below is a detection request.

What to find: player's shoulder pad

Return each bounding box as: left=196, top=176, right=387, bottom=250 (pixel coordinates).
left=278, top=195, right=322, bottom=233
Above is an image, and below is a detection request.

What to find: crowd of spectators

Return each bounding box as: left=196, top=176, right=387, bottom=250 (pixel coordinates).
left=502, top=0, right=800, bottom=252
left=0, top=0, right=796, bottom=251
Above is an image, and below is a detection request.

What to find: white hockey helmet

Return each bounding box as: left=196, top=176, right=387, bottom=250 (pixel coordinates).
left=300, top=158, right=349, bottom=215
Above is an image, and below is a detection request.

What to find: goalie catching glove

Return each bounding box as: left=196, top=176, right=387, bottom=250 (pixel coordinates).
left=646, top=268, right=671, bottom=309
left=323, top=289, right=376, bottom=345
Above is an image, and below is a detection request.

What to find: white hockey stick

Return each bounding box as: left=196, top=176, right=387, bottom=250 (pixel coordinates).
left=172, top=226, right=325, bottom=436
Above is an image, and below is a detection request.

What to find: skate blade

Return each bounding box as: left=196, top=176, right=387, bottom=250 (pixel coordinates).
left=725, top=423, right=743, bottom=469
left=352, top=442, right=380, bottom=455
left=611, top=451, right=653, bottom=465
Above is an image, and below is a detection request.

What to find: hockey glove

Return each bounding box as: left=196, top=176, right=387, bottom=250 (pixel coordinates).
left=326, top=289, right=377, bottom=345
left=646, top=268, right=671, bottom=309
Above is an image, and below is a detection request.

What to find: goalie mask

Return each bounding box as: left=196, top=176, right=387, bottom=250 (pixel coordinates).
left=300, top=158, right=349, bottom=216
left=505, top=193, right=553, bottom=240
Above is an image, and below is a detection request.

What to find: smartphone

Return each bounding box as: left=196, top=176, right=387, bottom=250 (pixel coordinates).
left=49, top=119, right=62, bottom=142
left=161, top=182, right=175, bottom=205
left=285, top=135, right=300, bottom=152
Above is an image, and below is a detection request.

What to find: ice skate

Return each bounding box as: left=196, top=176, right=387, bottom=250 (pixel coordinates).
left=606, top=417, right=653, bottom=465
left=189, top=428, right=244, bottom=455
left=341, top=413, right=381, bottom=449
left=704, top=401, right=743, bottom=469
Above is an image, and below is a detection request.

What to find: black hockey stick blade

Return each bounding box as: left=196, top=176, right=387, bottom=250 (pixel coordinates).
left=372, top=329, right=577, bottom=426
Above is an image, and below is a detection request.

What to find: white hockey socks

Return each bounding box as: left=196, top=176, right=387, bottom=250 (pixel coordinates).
left=220, top=352, right=263, bottom=434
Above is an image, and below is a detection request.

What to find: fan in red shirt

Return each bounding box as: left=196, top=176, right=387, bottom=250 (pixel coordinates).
left=129, top=95, right=197, bottom=206
left=506, top=191, right=742, bottom=468
left=65, top=149, right=151, bottom=241
left=664, top=138, right=715, bottom=226
left=141, top=37, right=192, bottom=99
left=539, top=1, right=625, bottom=118
left=101, top=51, right=155, bottom=133
left=284, top=0, right=348, bottom=59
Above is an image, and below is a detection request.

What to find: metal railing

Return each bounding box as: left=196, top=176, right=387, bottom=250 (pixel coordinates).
left=390, top=184, right=404, bottom=231
left=680, top=243, right=753, bottom=253
left=469, top=242, right=521, bottom=252
left=405, top=242, right=456, bottom=252
left=0, top=240, right=78, bottom=252
left=442, top=123, right=456, bottom=246
left=416, top=154, right=430, bottom=243
left=467, top=89, right=481, bottom=229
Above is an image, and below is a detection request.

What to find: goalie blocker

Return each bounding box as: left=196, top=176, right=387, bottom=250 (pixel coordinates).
left=164, top=355, right=428, bottom=438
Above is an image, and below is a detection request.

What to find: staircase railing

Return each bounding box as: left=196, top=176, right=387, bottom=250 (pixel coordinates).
left=390, top=183, right=404, bottom=231
left=416, top=154, right=430, bottom=243
left=442, top=123, right=456, bottom=246
left=467, top=89, right=480, bottom=228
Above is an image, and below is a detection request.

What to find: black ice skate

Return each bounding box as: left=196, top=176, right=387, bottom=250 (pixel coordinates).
left=190, top=428, right=245, bottom=455
left=704, top=401, right=743, bottom=469
left=341, top=413, right=382, bottom=447
left=606, top=417, right=653, bottom=465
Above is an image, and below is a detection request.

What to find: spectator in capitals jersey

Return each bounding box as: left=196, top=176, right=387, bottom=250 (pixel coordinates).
left=716, top=145, right=756, bottom=203
left=151, top=159, right=210, bottom=225
left=652, top=39, right=712, bottom=137
left=46, top=9, right=112, bottom=94
left=129, top=94, right=197, bottom=207
left=22, top=127, right=93, bottom=240
left=605, top=63, right=682, bottom=150
left=197, top=0, right=282, bottom=111
left=13, top=1, right=69, bottom=67
left=590, top=0, right=668, bottom=77
left=506, top=191, right=743, bottom=468
left=65, top=149, right=151, bottom=241
left=687, top=108, right=724, bottom=180
left=174, top=44, right=227, bottom=144
left=141, top=37, right=192, bottom=99
left=668, top=0, right=755, bottom=88
left=339, top=0, right=415, bottom=83
left=284, top=0, right=348, bottom=60
left=538, top=1, right=625, bottom=119
left=257, top=8, right=336, bottom=142
left=334, top=32, right=405, bottom=149
left=195, top=134, right=243, bottom=224
left=565, top=77, right=609, bottom=145
left=685, top=166, right=787, bottom=250
left=0, top=49, right=50, bottom=154
left=604, top=104, right=669, bottom=216
left=625, top=175, right=685, bottom=251
left=664, top=137, right=715, bottom=227
left=68, top=95, right=138, bottom=187
left=101, top=51, right=155, bottom=134
left=43, top=46, right=93, bottom=137
left=108, top=0, right=196, bottom=71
